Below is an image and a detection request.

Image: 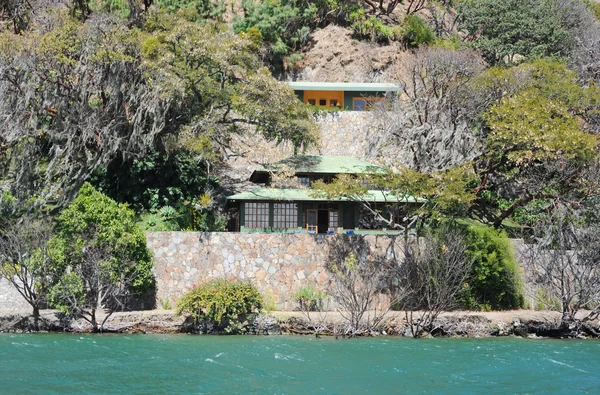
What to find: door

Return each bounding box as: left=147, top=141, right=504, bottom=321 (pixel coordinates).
left=306, top=209, right=317, bottom=233
left=318, top=209, right=329, bottom=234
left=329, top=210, right=339, bottom=232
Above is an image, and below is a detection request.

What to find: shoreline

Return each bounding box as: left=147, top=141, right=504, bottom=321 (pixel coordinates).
left=1, top=309, right=598, bottom=339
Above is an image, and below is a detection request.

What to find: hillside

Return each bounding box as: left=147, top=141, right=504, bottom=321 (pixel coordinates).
left=286, top=24, right=405, bottom=82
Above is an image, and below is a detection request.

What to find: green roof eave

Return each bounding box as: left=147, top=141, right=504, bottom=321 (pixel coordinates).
left=227, top=188, right=426, bottom=204
left=288, top=81, right=402, bottom=92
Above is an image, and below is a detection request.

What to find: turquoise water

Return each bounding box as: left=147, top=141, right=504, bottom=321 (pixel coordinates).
left=1, top=334, right=599, bottom=394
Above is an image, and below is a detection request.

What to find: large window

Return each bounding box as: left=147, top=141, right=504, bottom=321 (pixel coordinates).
left=244, top=202, right=269, bottom=228
left=273, top=203, right=297, bottom=229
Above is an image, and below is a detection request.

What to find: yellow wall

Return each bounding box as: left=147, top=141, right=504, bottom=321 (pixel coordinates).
left=303, top=90, right=344, bottom=109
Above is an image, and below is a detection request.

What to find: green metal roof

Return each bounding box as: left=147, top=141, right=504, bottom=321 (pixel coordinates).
left=288, top=82, right=402, bottom=92
left=254, top=155, right=387, bottom=175
left=227, top=187, right=425, bottom=204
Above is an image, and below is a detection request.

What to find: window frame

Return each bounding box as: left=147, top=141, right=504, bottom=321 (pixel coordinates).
left=244, top=202, right=270, bottom=229
left=273, top=203, right=298, bottom=230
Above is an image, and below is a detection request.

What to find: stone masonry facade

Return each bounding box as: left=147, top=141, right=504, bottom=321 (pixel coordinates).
left=148, top=232, right=403, bottom=311
left=315, top=112, right=378, bottom=158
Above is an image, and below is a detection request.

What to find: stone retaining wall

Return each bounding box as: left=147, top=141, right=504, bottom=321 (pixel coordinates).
left=148, top=232, right=403, bottom=311
left=0, top=232, right=534, bottom=312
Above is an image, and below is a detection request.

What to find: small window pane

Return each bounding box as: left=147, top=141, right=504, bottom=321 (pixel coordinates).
left=319, top=99, right=327, bottom=106
left=308, top=99, right=316, bottom=105
left=330, top=99, right=338, bottom=107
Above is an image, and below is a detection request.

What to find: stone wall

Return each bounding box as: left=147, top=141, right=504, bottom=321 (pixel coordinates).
left=0, top=277, right=30, bottom=311
left=147, top=232, right=403, bottom=311
left=0, top=232, right=535, bottom=312
left=316, top=112, right=379, bottom=158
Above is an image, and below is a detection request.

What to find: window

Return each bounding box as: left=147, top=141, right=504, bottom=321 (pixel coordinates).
left=308, top=99, right=316, bottom=105
left=297, top=176, right=310, bottom=187
left=330, top=99, right=338, bottom=107
left=319, top=99, right=327, bottom=106
left=273, top=203, right=297, bottom=229
left=353, top=97, right=388, bottom=111
left=353, top=99, right=366, bottom=111
left=329, top=210, right=339, bottom=230
left=244, top=202, right=269, bottom=228
left=306, top=209, right=318, bottom=232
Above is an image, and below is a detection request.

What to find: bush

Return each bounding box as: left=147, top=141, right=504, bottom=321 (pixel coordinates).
left=293, top=284, right=326, bottom=312
left=176, top=278, right=263, bottom=333
left=461, top=225, right=525, bottom=310
left=350, top=8, right=400, bottom=43
left=154, top=0, right=226, bottom=22
left=402, top=15, right=435, bottom=48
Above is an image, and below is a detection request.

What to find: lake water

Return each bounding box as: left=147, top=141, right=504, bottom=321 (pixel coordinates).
left=1, top=334, right=599, bottom=394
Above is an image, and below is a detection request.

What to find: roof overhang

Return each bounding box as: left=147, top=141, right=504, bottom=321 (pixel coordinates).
left=288, top=82, right=402, bottom=92
left=227, top=188, right=426, bottom=204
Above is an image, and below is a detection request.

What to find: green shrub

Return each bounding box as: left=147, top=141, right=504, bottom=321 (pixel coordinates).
left=402, top=15, right=435, bottom=48
left=176, top=278, right=263, bottom=333
left=155, top=0, right=226, bottom=22
left=350, top=8, right=399, bottom=43
left=594, top=3, right=600, bottom=21
left=262, top=289, right=277, bottom=312
left=461, top=225, right=525, bottom=310
left=534, top=288, right=561, bottom=311
left=293, top=284, right=326, bottom=312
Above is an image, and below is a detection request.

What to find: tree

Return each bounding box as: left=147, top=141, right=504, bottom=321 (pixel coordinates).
left=48, top=183, right=154, bottom=332
left=313, top=164, right=477, bottom=233
left=326, top=236, right=399, bottom=336
left=473, top=60, right=600, bottom=227
left=557, top=0, right=600, bottom=84
left=371, top=48, right=486, bottom=172
left=0, top=10, right=317, bottom=206
left=397, top=223, right=473, bottom=337
left=0, top=217, right=60, bottom=330
left=459, top=0, right=572, bottom=65
left=525, top=209, right=600, bottom=330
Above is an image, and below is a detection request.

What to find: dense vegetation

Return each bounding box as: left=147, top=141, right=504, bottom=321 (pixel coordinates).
left=176, top=278, right=263, bottom=333
left=1, top=0, right=599, bottom=324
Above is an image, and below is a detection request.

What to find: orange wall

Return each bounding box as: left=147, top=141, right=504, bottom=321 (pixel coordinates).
left=303, top=90, right=344, bottom=109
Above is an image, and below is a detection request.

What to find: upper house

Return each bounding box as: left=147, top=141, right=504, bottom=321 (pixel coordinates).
left=227, top=155, right=423, bottom=235
left=288, top=82, right=402, bottom=111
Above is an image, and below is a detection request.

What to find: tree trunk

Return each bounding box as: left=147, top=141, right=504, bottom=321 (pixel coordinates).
left=32, top=306, right=40, bottom=332
left=90, top=308, right=98, bottom=333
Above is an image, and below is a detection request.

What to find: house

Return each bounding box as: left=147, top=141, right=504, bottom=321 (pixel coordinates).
left=227, top=155, right=423, bottom=234
left=288, top=82, right=402, bottom=111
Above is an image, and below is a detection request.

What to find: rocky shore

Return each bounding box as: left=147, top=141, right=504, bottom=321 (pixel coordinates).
left=1, top=309, right=598, bottom=339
